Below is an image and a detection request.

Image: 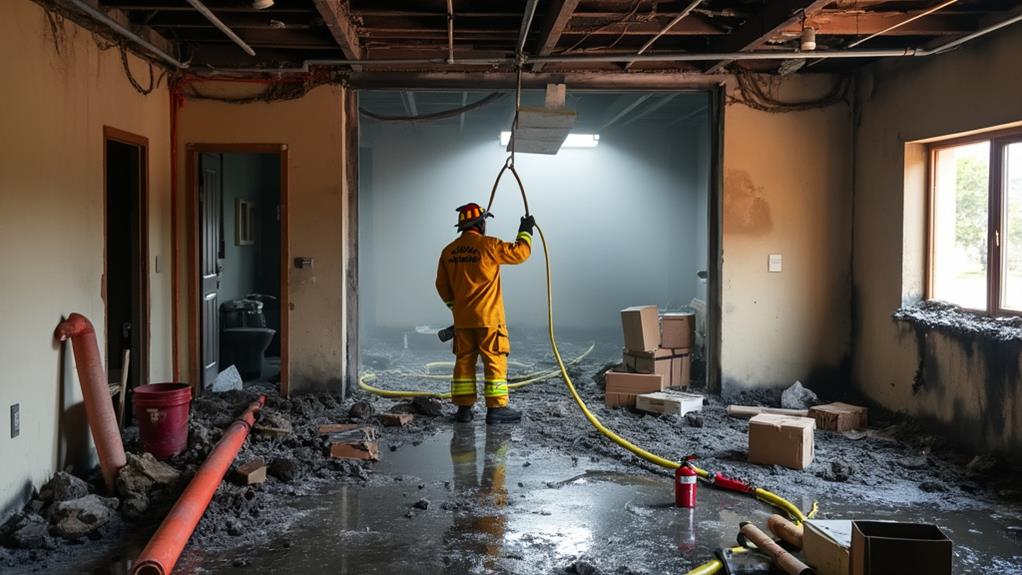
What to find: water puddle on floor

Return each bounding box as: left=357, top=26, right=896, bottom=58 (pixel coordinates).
left=168, top=426, right=1022, bottom=575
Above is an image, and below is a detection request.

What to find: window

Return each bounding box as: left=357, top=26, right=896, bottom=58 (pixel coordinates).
left=929, top=130, right=1022, bottom=315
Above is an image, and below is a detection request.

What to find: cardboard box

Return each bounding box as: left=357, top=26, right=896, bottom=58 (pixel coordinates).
left=810, top=402, right=868, bottom=432
left=621, top=305, right=660, bottom=351
left=604, top=371, right=664, bottom=408
left=622, top=348, right=691, bottom=388
left=804, top=520, right=852, bottom=575
left=660, top=312, right=695, bottom=349
left=747, top=414, right=815, bottom=469
left=851, top=521, right=951, bottom=575
left=673, top=351, right=691, bottom=390
left=605, top=392, right=637, bottom=408
left=635, top=391, right=703, bottom=416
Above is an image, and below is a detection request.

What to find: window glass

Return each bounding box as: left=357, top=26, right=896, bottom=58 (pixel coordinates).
left=1003, top=142, right=1022, bottom=311
left=932, top=141, right=989, bottom=310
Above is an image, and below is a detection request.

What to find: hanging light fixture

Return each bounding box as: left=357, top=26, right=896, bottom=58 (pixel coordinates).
left=252, top=0, right=274, bottom=9
left=799, top=12, right=816, bottom=51
left=800, top=26, right=817, bottom=51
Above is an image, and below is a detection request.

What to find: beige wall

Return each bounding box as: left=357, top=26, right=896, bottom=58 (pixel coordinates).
left=721, top=76, right=854, bottom=393
left=174, top=83, right=349, bottom=394
left=853, top=29, right=1022, bottom=453
left=0, top=0, right=173, bottom=519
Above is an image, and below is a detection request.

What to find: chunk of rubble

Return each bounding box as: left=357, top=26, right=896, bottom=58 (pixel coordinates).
left=50, top=494, right=119, bottom=539
left=254, top=410, right=293, bottom=438
left=43, top=471, right=89, bottom=503
left=780, top=380, right=818, bottom=410
left=10, top=513, right=53, bottom=549
left=348, top=401, right=374, bottom=421
left=411, top=396, right=444, bottom=417
left=116, top=452, right=181, bottom=518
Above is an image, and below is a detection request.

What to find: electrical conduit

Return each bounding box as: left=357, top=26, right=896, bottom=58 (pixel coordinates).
left=132, top=395, right=266, bottom=575
left=55, top=313, right=127, bottom=492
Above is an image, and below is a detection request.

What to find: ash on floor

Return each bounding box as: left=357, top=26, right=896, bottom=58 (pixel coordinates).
left=3, top=329, right=1021, bottom=574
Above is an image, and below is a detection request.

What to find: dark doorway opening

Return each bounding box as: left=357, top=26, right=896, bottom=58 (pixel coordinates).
left=104, top=127, right=149, bottom=422
left=189, top=146, right=288, bottom=395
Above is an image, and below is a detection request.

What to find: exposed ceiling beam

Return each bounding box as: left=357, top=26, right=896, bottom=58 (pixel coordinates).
left=779, top=10, right=978, bottom=37
left=702, top=0, right=834, bottom=74
left=532, top=0, right=581, bottom=72
left=311, top=0, right=363, bottom=61
left=103, top=0, right=311, bottom=13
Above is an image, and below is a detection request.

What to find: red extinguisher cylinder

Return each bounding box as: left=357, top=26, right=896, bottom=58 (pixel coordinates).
left=675, top=465, right=698, bottom=508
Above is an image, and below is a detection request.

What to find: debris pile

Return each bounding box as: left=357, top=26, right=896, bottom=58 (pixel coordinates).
left=1, top=384, right=447, bottom=571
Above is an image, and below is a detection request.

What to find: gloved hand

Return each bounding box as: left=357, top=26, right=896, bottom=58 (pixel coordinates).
left=518, top=215, right=536, bottom=236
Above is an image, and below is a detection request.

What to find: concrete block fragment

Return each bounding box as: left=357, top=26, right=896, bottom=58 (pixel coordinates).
left=232, top=457, right=267, bottom=485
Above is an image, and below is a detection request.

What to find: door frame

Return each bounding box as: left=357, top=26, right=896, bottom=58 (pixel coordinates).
left=103, top=126, right=150, bottom=392
left=186, top=143, right=290, bottom=396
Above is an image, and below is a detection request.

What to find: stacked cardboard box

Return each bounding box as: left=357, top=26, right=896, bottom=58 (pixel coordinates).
left=605, top=371, right=664, bottom=408
left=617, top=306, right=692, bottom=392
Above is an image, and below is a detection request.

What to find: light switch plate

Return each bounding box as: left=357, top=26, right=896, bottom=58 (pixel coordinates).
left=768, top=253, right=783, bottom=273
left=10, top=404, right=19, bottom=438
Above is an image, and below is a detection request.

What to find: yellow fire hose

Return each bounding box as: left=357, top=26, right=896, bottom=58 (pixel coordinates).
left=357, top=342, right=594, bottom=399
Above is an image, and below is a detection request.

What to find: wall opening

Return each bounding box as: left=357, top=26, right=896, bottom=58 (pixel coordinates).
left=357, top=90, right=715, bottom=390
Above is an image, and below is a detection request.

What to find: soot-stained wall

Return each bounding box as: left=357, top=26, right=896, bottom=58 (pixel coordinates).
left=853, top=28, right=1022, bottom=454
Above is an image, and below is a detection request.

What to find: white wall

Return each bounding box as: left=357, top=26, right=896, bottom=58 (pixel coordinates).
left=360, top=102, right=711, bottom=335
left=1, top=0, right=173, bottom=520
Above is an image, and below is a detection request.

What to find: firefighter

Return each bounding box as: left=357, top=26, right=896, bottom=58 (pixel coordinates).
left=435, top=202, right=535, bottom=424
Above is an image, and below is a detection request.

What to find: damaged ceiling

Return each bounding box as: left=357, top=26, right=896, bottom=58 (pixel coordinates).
left=66, top=0, right=1022, bottom=74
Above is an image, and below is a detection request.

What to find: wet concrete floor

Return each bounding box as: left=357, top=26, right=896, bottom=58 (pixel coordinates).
left=168, top=426, right=1022, bottom=575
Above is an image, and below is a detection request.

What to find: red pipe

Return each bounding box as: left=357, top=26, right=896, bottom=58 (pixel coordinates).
left=132, top=395, right=266, bottom=575
left=55, top=313, right=127, bottom=492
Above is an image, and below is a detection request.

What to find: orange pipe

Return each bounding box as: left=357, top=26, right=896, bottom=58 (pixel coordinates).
left=132, top=395, right=266, bottom=575
left=55, top=313, right=127, bottom=492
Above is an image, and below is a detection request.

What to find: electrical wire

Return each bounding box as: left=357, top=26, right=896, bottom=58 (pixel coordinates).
left=359, top=92, right=506, bottom=122
left=728, top=72, right=850, bottom=113
left=121, top=44, right=156, bottom=95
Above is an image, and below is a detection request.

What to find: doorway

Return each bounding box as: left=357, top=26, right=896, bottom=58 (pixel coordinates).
left=104, top=127, right=149, bottom=411
left=188, top=145, right=289, bottom=395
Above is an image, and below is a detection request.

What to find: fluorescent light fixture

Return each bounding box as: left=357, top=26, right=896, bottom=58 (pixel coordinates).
left=499, top=131, right=600, bottom=149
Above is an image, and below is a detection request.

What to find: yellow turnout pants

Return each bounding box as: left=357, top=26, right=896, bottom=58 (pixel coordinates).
left=451, top=326, right=509, bottom=408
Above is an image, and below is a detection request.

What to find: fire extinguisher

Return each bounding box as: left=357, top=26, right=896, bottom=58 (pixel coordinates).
left=675, top=457, right=698, bottom=508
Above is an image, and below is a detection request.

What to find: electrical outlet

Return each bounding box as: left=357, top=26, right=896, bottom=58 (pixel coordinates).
left=768, top=253, right=783, bottom=273
left=10, top=404, right=19, bottom=438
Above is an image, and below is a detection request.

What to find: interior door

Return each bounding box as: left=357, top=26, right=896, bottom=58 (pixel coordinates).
left=199, top=153, right=223, bottom=389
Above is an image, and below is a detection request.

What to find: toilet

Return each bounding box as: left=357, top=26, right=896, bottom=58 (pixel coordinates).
left=220, top=299, right=276, bottom=381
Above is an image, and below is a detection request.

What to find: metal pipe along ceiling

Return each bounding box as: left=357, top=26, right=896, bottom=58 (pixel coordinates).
left=66, top=0, right=188, bottom=69
left=185, top=0, right=256, bottom=57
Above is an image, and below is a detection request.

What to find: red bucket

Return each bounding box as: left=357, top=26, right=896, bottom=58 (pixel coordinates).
left=133, top=383, right=192, bottom=460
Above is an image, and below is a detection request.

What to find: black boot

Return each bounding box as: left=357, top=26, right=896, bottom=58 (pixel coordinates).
left=485, top=406, right=522, bottom=425
left=454, top=406, right=474, bottom=423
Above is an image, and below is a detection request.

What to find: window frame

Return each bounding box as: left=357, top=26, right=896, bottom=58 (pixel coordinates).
left=926, top=126, right=1022, bottom=318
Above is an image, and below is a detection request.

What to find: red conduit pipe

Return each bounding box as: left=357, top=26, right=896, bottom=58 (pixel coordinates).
left=55, top=313, right=127, bottom=492
left=132, top=395, right=266, bottom=575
